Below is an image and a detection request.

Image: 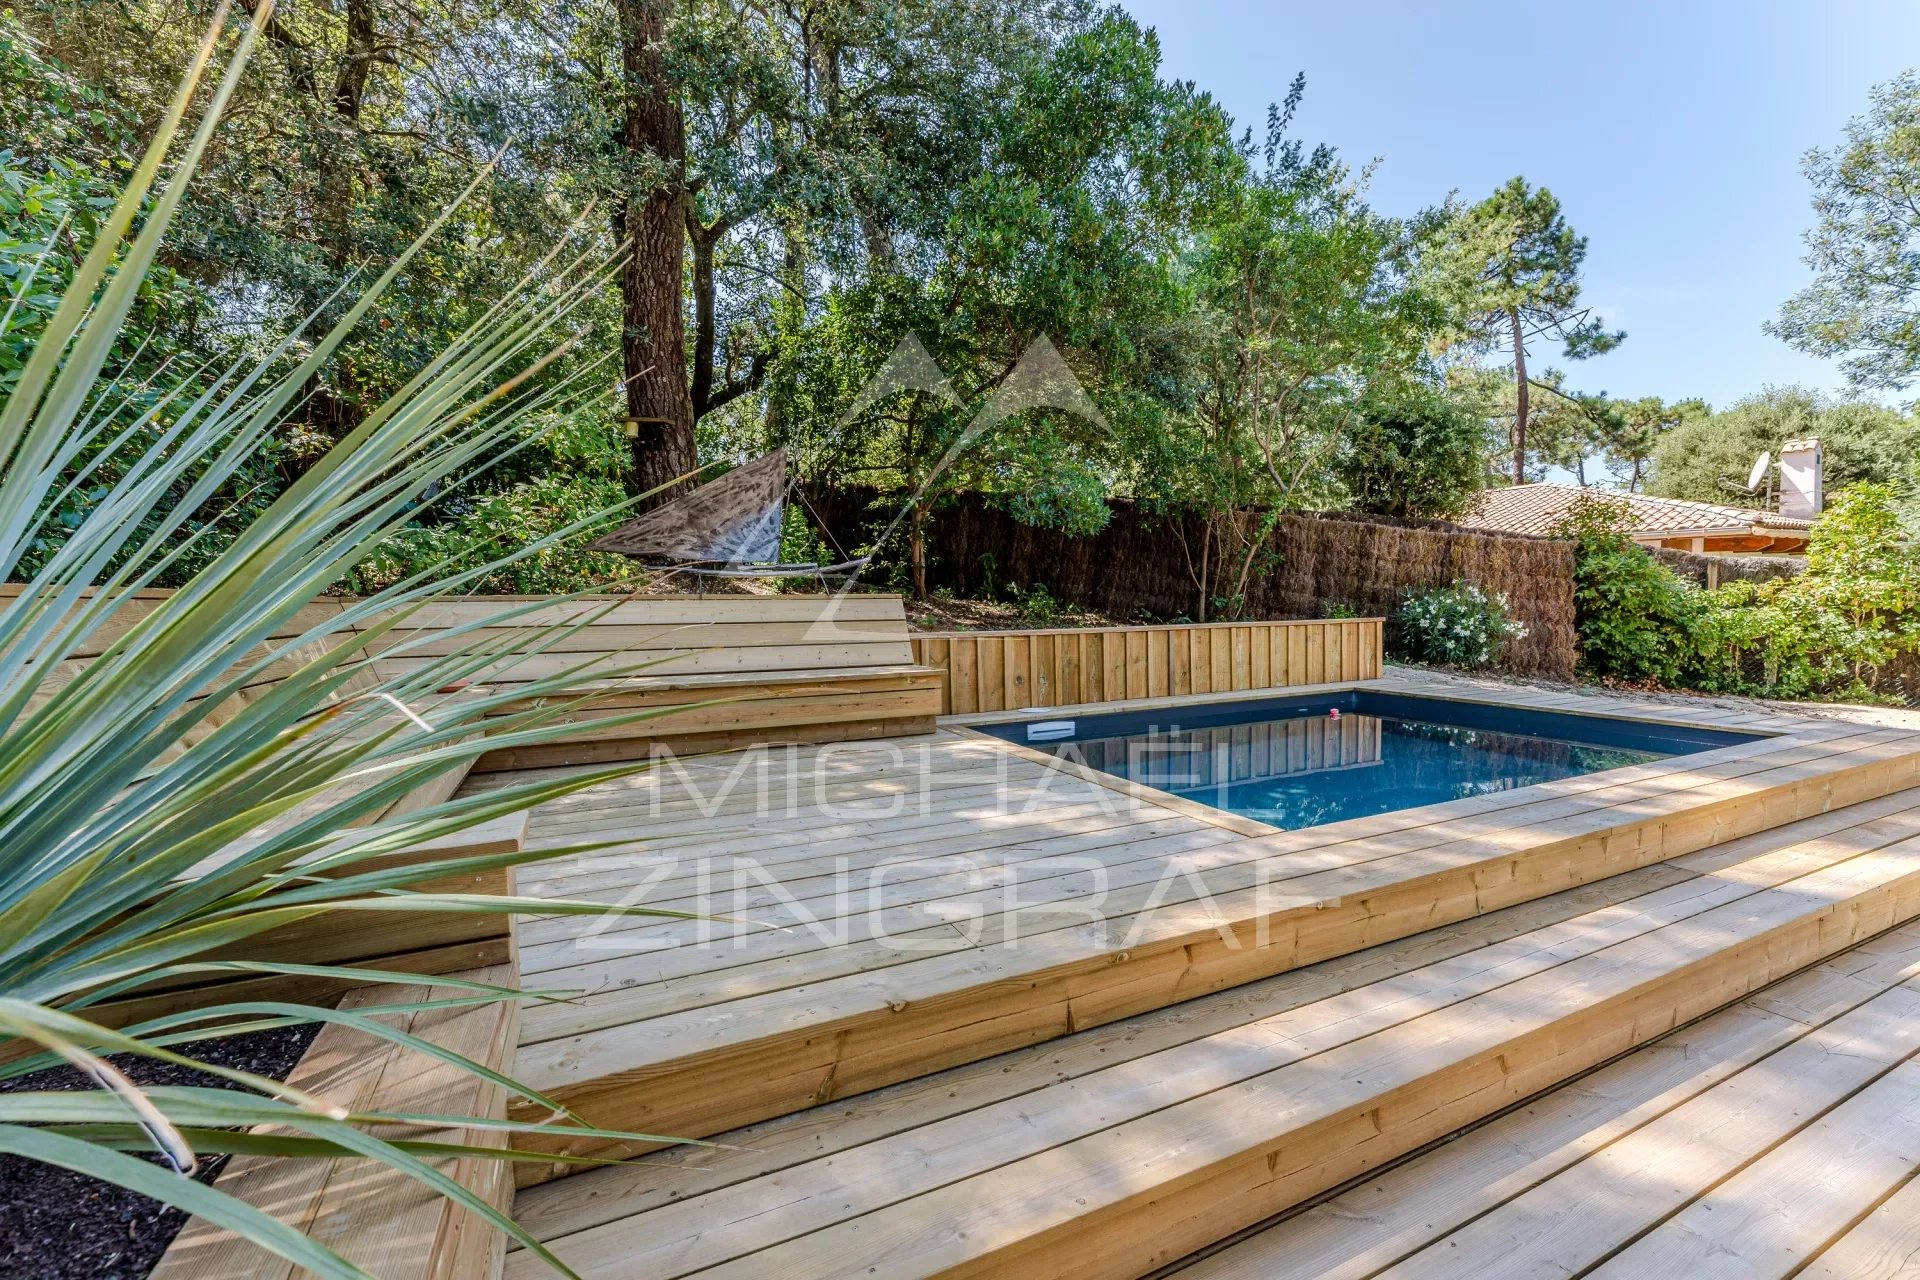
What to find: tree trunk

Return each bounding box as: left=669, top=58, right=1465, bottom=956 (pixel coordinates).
left=908, top=504, right=929, bottom=598
left=616, top=0, right=696, bottom=503
left=331, top=0, right=378, bottom=118
left=1509, top=306, right=1530, bottom=485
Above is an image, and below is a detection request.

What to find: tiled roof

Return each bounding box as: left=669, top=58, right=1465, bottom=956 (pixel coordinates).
left=1460, top=484, right=1815, bottom=539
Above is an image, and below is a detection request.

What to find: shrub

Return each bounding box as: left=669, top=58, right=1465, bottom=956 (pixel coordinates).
left=1692, top=484, right=1920, bottom=699
left=1391, top=582, right=1528, bottom=670
left=1555, top=485, right=1920, bottom=701
left=347, top=472, right=645, bottom=595
left=1015, top=582, right=1061, bottom=625
left=1551, top=495, right=1702, bottom=683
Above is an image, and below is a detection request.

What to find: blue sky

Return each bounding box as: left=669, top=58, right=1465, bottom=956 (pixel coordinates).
left=1119, top=0, right=1920, bottom=413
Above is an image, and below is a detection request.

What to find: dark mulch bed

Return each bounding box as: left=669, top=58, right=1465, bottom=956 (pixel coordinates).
left=0, top=1022, right=321, bottom=1280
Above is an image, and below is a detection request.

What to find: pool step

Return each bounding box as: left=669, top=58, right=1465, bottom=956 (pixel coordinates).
left=1174, top=918, right=1920, bottom=1280
left=506, top=723, right=1920, bottom=1178
left=507, top=784, right=1920, bottom=1278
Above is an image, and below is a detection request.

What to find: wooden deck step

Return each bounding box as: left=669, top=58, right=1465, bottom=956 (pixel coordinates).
left=1174, top=922, right=1920, bottom=1279
left=154, top=966, right=522, bottom=1280
left=500, top=785, right=1920, bottom=1279
left=497, top=719, right=1920, bottom=1176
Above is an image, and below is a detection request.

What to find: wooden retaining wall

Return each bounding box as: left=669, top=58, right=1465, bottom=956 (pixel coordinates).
left=909, top=618, right=1383, bottom=715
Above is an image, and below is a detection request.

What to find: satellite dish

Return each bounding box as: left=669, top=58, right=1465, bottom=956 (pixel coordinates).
left=1746, top=451, right=1773, bottom=491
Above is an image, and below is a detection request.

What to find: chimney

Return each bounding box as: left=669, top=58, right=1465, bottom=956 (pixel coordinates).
left=1778, top=437, right=1823, bottom=518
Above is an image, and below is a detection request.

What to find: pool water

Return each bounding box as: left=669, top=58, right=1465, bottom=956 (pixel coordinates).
left=985, top=691, right=1758, bottom=833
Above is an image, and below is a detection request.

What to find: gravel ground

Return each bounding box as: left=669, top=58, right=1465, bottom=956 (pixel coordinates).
left=0, top=1023, right=320, bottom=1280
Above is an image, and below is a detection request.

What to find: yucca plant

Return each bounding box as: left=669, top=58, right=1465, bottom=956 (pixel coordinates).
left=0, top=7, right=700, bottom=1276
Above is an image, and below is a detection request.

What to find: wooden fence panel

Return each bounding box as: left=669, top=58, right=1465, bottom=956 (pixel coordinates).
left=910, top=618, right=1384, bottom=715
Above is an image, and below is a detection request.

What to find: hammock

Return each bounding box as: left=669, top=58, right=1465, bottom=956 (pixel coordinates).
left=587, top=447, right=869, bottom=580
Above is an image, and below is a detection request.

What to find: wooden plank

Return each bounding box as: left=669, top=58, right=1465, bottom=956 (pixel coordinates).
left=154, top=966, right=521, bottom=1280
left=1182, top=920, right=1920, bottom=1280
left=509, top=805, right=1920, bottom=1278
left=1592, top=1056, right=1920, bottom=1279
left=1032, top=632, right=1057, bottom=707
left=1357, top=980, right=1920, bottom=1280
left=1802, top=1166, right=1920, bottom=1278
left=1210, top=630, right=1233, bottom=692
left=479, top=716, right=937, bottom=773
left=949, top=638, right=976, bottom=715
left=1005, top=633, right=1030, bottom=709
left=376, top=619, right=913, bottom=656
left=673, top=835, right=1920, bottom=1280
left=1059, top=634, right=1083, bottom=706
left=499, top=725, right=1920, bottom=1177
left=380, top=643, right=915, bottom=682
left=382, top=595, right=908, bottom=629
left=977, top=639, right=1005, bottom=714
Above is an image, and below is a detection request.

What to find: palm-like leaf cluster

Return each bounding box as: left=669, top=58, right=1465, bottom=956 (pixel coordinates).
left=0, top=7, right=688, bottom=1276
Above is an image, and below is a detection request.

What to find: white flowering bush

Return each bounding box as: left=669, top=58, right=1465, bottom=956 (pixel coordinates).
left=1391, top=582, right=1529, bottom=670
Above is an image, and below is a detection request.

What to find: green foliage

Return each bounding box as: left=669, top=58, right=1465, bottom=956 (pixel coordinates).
left=1421, top=176, right=1623, bottom=482
left=1014, top=581, right=1060, bottom=625
left=348, top=412, right=644, bottom=595
left=1556, top=487, right=1920, bottom=703
left=0, top=15, right=281, bottom=585
left=348, top=473, right=643, bottom=595
left=1770, top=71, right=1920, bottom=394
left=1426, top=176, right=1623, bottom=363
left=1551, top=495, right=1701, bottom=684
left=1336, top=381, right=1489, bottom=519
left=1645, top=387, right=1920, bottom=507
left=1130, top=78, right=1450, bottom=614
left=1692, top=485, right=1920, bottom=699
left=0, top=26, right=683, bottom=1274
left=1596, top=395, right=1711, bottom=490
left=1389, top=581, right=1527, bottom=671
left=769, top=9, right=1238, bottom=592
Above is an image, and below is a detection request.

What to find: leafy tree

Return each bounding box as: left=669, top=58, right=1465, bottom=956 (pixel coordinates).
left=1152, top=79, right=1444, bottom=616
left=1336, top=382, right=1489, bottom=519
left=1598, top=395, right=1710, bottom=491
left=0, top=15, right=286, bottom=584
left=773, top=11, right=1236, bottom=596
left=1770, top=72, right=1920, bottom=395
left=566, top=0, right=1075, bottom=498
left=1423, top=176, right=1623, bottom=484
left=1645, top=386, right=1920, bottom=507
left=18, top=0, right=611, bottom=441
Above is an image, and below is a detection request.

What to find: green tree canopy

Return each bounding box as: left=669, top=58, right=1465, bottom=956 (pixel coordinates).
left=1423, top=176, right=1623, bottom=484
left=1645, top=386, right=1920, bottom=507
left=1335, top=381, right=1490, bottom=520
left=1770, top=71, right=1920, bottom=396
left=765, top=9, right=1237, bottom=595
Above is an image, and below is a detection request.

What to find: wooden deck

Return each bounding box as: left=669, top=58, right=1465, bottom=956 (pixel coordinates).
left=155, top=966, right=521, bottom=1280
left=505, top=781, right=1920, bottom=1278
left=1176, top=915, right=1920, bottom=1280
left=472, top=673, right=1920, bottom=1184
left=506, top=771, right=1920, bottom=1280
left=140, top=659, right=1920, bottom=1279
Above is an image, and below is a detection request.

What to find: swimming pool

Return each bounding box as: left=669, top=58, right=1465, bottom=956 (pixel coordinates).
left=978, top=690, right=1761, bottom=832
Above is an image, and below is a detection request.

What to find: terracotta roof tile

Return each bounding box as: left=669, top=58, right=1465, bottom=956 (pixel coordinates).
left=1459, top=484, right=1814, bottom=539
